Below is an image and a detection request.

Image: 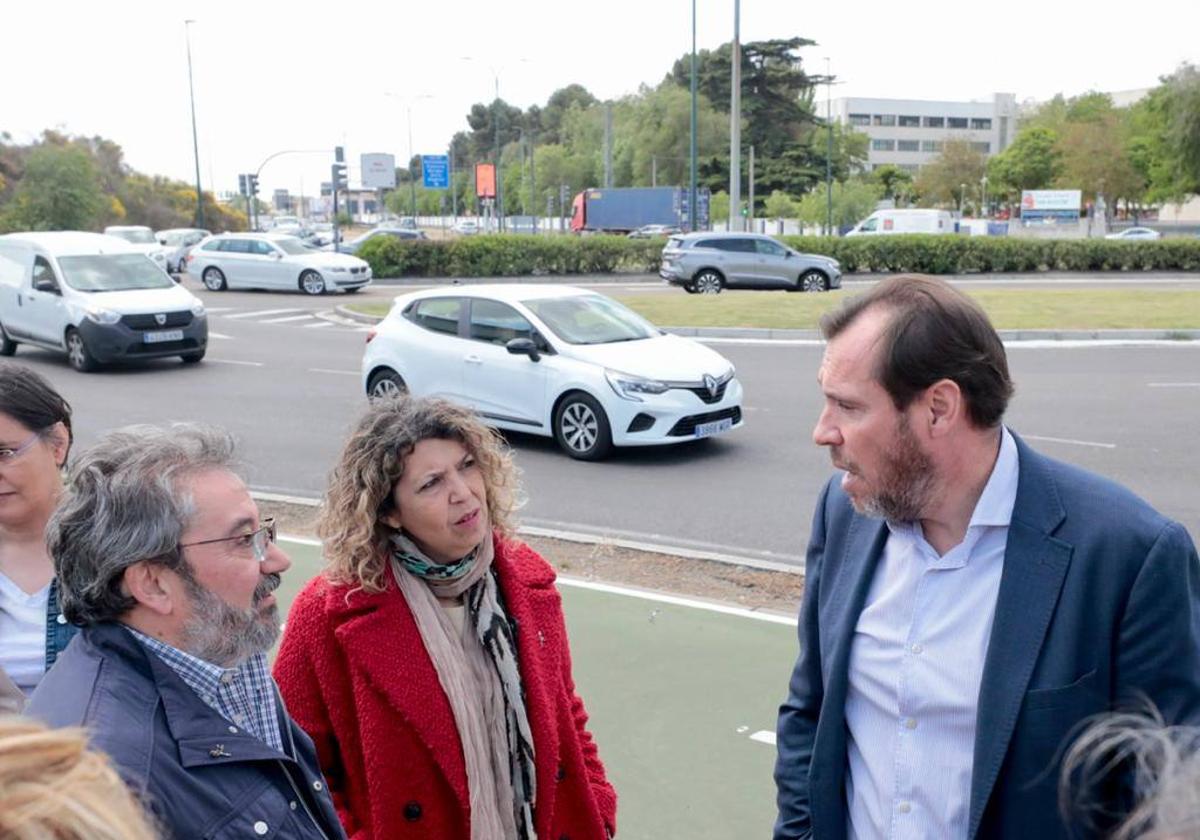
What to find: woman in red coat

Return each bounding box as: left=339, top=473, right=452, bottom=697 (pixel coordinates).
left=275, top=396, right=617, bottom=840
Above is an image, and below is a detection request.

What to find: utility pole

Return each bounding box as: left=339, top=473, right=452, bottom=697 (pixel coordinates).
left=492, top=76, right=504, bottom=232
left=825, top=57, right=833, bottom=236
left=184, top=20, right=204, bottom=229
left=748, top=145, right=755, bottom=231
left=651, top=155, right=657, bottom=188
left=407, top=106, right=418, bottom=219
left=689, top=0, right=698, bottom=232
left=603, top=103, right=613, bottom=188
left=729, top=0, right=742, bottom=232
left=529, top=130, right=537, bottom=234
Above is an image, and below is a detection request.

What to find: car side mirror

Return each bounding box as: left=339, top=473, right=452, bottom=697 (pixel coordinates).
left=506, top=337, right=540, bottom=362
left=33, top=277, right=60, bottom=294
left=270, top=252, right=283, bottom=260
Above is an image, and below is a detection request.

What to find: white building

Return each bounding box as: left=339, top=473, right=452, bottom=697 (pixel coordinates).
left=826, top=93, right=1019, bottom=172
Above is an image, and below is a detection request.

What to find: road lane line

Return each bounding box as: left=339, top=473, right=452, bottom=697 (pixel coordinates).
left=309, top=368, right=359, bottom=376
left=224, top=308, right=304, bottom=319
left=1148, top=382, right=1200, bottom=388
left=260, top=314, right=316, bottom=323
left=749, top=731, right=777, bottom=746
left=303, top=321, right=335, bottom=328
left=203, top=307, right=236, bottom=313
left=206, top=358, right=263, bottom=367
left=208, top=332, right=232, bottom=340
left=1022, top=434, right=1116, bottom=449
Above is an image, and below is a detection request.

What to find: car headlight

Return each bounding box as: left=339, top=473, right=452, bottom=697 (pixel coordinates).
left=605, top=369, right=670, bottom=402
left=190, top=299, right=206, bottom=316
left=85, top=305, right=121, bottom=325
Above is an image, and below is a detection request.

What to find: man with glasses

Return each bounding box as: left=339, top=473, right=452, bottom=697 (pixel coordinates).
left=28, top=424, right=346, bottom=840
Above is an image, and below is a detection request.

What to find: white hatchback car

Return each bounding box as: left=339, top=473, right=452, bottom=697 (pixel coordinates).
left=362, top=284, right=744, bottom=460
left=186, top=232, right=371, bottom=295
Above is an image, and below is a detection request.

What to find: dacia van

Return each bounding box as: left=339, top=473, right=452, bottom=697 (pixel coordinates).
left=845, top=208, right=956, bottom=236
left=0, top=232, right=207, bottom=372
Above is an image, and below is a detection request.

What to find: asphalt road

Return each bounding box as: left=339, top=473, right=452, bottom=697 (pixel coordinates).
left=10, top=281, right=1200, bottom=568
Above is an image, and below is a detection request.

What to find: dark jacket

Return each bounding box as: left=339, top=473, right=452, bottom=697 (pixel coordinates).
left=0, top=578, right=78, bottom=713
left=27, top=622, right=347, bottom=840
left=774, top=432, right=1200, bottom=840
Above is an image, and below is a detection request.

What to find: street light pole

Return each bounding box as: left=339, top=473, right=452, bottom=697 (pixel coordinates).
left=493, top=74, right=503, bottom=233
left=184, top=20, right=204, bottom=229
left=825, top=57, right=833, bottom=236
left=407, top=104, right=417, bottom=219
left=728, top=0, right=742, bottom=232
left=689, top=0, right=697, bottom=231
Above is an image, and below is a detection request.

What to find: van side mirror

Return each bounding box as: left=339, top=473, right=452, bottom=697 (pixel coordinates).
left=506, top=337, right=540, bottom=362
left=33, top=277, right=60, bottom=294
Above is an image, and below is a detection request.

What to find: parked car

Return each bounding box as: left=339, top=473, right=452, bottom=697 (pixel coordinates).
left=845, top=208, right=955, bottom=236
left=362, top=284, right=744, bottom=460
left=0, top=232, right=207, bottom=371
left=1105, top=227, right=1162, bottom=240
left=331, top=228, right=427, bottom=255
left=453, top=219, right=480, bottom=236
left=185, top=233, right=371, bottom=295
left=659, top=232, right=842, bottom=294
left=628, top=224, right=682, bottom=239
left=103, top=225, right=171, bottom=271
left=397, top=217, right=418, bottom=230
left=156, top=227, right=211, bottom=273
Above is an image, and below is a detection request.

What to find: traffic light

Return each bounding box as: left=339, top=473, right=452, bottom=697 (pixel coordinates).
left=248, top=174, right=259, bottom=198
left=335, top=146, right=345, bottom=163
left=238, top=174, right=248, bottom=196
left=331, top=163, right=348, bottom=192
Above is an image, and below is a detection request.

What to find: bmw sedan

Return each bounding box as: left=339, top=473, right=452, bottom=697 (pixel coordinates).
left=185, top=233, right=371, bottom=295
left=362, top=284, right=744, bottom=460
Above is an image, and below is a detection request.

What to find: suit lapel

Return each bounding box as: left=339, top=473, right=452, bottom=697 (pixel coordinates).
left=968, top=436, right=1071, bottom=840
left=811, top=513, right=889, bottom=840
left=331, top=568, right=469, bottom=808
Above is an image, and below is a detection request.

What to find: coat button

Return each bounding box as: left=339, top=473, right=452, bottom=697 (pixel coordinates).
left=403, top=801, right=423, bottom=821
left=313, top=780, right=323, bottom=792
left=556, top=763, right=566, bottom=781
left=253, top=821, right=269, bottom=835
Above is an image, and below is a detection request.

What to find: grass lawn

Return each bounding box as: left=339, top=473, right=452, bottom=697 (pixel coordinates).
left=345, top=288, right=1200, bottom=331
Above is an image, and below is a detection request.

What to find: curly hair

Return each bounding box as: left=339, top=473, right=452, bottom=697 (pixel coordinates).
left=0, top=715, right=159, bottom=840
left=319, top=395, right=521, bottom=593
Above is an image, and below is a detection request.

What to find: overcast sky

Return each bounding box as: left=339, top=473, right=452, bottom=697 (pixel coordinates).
left=3, top=0, right=1196, bottom=199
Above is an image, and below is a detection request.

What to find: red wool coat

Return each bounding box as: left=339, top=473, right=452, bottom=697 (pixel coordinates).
left=274, top=534, right=618, bottom=840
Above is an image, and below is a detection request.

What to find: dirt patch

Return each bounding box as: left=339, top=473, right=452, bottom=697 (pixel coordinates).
left=261, top=499, right=804, bottom=619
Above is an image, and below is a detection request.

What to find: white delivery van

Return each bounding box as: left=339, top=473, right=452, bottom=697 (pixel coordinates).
left=0, top=232, right=207, bottom=372
left=846, top=208, right=955, bottom=236
left=103, top=225, right=172, bottom=271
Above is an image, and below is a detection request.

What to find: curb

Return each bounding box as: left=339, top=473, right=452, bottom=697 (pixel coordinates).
left=333, top=307, right=1200, bottom=343
left=250, top=490, right=803, bottom=576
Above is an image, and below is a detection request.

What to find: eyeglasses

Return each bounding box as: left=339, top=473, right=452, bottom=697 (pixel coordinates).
left=0, top=432, right=41, bottom=465
left=178, top=518, right=277, bottom=563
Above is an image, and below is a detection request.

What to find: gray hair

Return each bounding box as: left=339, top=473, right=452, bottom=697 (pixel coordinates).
left=1060, top=708, right=1200, bottom=839
left=49, top=424, right=238, bottom=625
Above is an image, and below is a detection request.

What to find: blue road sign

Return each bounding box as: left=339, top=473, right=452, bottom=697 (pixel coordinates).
left=423, top=155, right=450, bottom=189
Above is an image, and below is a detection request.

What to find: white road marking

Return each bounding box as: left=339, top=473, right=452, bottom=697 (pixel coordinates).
left=203, top=306, right=236, bottom=313
left=749, top=731, right=777, bottom=746
left=206, top=358, right=263, bottom=367
left=260, top=314, right=316, bottom=324
left=208, top=332, right=232, bottom=340
left=223, top=308, right=304, bottom=319
left=303, top=321, right=335, bottom=328
left=1022, top=434, right=1116, bottom=450
left=698, top=337, right=825, bottom=347
left=309, top=368, right=359, bottom=376
left=1148, top=382, right=1200, bottom=388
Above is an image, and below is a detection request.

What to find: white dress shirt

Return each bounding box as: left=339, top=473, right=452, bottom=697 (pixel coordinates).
left=845, top=428, right=1019, bottom=840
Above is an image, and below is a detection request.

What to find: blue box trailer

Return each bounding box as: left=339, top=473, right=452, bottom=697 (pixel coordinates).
left=570, top=187, right=709, bottom=234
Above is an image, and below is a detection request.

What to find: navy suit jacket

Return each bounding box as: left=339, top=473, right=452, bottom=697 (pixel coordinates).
left=774, top=432, right=1200, bottom=840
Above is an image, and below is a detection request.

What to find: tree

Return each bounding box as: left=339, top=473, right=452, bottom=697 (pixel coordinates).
left=710, top=191, right=730, bottom=224
left=986, top=126, right=1062, bottom=200
left=763, top=190, right=799, bottom=218
left=538, top=85, right=598, bottom=145
left=0, top=144, right=105, bottom=231
left=867, top=164, right=914, bottom=202
left=913, top=140, right=987, bottom=208
left=1057, top=115, right=1145, bottom=216
left=1162, top=63, right=1200, bottom=194
left=797, top=178, right=880, bottom=229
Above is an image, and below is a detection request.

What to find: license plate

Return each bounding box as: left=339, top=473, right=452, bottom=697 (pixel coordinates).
left=143, top=329, right=183, bottom=343
left=694, top=418, right=733, bottom=438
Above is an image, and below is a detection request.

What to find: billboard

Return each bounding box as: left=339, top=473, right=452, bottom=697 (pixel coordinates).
left=1020, top=189, right=1082, bottom=220
left=475, top=163, right=496, bottom=199
left=360, top=153, right=397, bottom=190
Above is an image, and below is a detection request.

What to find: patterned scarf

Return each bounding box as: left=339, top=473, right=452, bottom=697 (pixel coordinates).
left=390, top=533, right=538, bottom=839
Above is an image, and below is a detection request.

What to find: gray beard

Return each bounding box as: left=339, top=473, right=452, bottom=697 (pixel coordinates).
left=853, top=417, right=936, bottom=523
left=178, top=573, right=280, bottom=668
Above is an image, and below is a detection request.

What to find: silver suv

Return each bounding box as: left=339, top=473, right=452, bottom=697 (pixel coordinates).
left=659, top=232, right=841, bottom=294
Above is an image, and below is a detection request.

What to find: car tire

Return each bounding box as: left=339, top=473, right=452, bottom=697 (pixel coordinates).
left=682, top=283, right=698, bottom=294
left=202, top=267, right=227, bottom=291
left=554, top=392, right=613, bottom=461
left=299, top=270, right=326, bottom=296
left=693, top=270, right=724, bottom=294
left=367, top=368, right=407, bottom=399
left=180, top=349, right=205, bottom=364
left=65, top=328, right=99, bottom=373
left=0, top=322, right=17, bottom=357
left=799, top=269, right=829, bottom=292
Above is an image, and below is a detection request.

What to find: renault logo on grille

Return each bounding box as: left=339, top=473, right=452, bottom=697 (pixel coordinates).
left=154, top=313, right=167, bottom=326
left=703, top=374, right=719, bottom=398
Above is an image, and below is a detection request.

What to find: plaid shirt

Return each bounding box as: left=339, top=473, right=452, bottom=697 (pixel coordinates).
left=125, top=626, right=284, bottom=753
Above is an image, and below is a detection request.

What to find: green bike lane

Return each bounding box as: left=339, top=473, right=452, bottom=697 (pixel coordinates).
left=275, top=537, right=799, bottom=839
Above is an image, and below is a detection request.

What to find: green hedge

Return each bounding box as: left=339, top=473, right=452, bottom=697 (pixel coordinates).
left=357, top=235, right=664, bottom=278
left=778, top=235, right=1200, bottom=274
left=356, top=233, right=1200, bottom=278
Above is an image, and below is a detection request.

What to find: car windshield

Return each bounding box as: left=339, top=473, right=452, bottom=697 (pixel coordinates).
left=57, top=254, right=173, bottom=292
left=273, top=238, right=311, bottom=255
left=110, top=229, right=156, bottom=244
left=523, top=294, right=660, bottom=345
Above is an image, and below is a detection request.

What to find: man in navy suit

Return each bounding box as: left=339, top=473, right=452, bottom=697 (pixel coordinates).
left=773, top=275, right=1200, bottom=840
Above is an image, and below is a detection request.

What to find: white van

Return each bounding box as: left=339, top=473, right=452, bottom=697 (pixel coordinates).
left=0, top=232, right=208, bottom=372
left=103, top=225, right=172, bottom=271
left=846, top=208, right=955, bottom=236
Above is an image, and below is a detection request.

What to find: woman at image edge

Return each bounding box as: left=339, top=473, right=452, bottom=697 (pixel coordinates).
left=274, top=395, right=617, bottom=839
